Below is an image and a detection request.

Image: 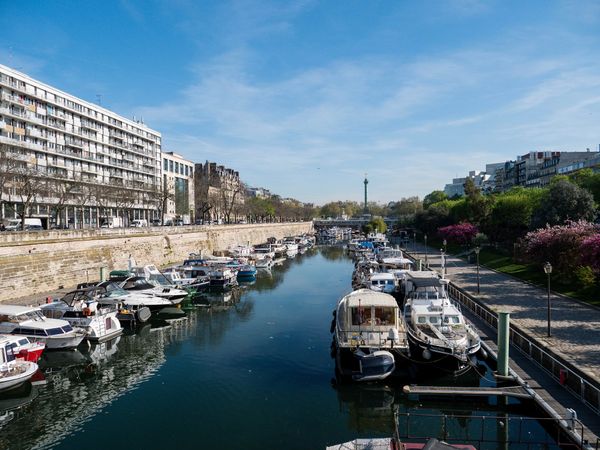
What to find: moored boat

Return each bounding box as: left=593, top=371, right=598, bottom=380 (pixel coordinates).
left=333, top=289, right=408, bottom=381
left=0, top=305, right=86, bottom=350
left=0, top=337, right=38, bottom=393
left=401, top=272, right=481, bottom=366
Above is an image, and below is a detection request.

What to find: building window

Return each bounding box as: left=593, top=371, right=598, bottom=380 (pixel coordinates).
left=169, top=160, right=173, bottom=172
left=175, top=162, right=179, bottom=174
left=164, top=159, right=168, bottom=171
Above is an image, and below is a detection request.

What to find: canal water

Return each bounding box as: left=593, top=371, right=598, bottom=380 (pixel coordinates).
left=1, top=247, right=562, bottom=449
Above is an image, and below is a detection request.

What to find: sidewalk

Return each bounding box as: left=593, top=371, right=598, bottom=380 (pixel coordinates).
left=408, top=243, right=600, bottom=382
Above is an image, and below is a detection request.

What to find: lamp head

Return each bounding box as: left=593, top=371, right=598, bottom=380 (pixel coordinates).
left=544, top=262, right=552, bottom=274
left=475, top=246, right=480, bottom=255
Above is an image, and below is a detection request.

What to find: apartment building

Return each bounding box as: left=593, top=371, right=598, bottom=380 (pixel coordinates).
left=194, top=161, right=244, bottom=223
left=162, top=151, right=195, bottom=224
left=0, top=64, right=161, bottom=228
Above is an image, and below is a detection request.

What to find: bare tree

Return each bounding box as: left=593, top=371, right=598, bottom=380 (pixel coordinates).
left=12, top=165, right=42, bottom=230
left=0, top=143, right=21, bottom=220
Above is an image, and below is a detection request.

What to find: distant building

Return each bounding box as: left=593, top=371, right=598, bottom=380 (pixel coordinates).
left=162, top=152, right=194, bottom=224
left=194, top=161, right=244, bottom=223
left=246, top=186, right=271, bottom=198
left=444, top=171, right=490, bottom=197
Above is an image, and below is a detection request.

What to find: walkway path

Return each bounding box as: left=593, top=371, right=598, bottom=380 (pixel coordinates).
left=408, top=243, right=600, bottom=383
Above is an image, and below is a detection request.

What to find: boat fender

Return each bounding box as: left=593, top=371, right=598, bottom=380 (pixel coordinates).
left=82, top=307, right=92, bottom=316
left=477, top=348, right=488, bottom=360
left=422, top=349, right=432, bottom=360
left=330, top=318, right=335, bottom=334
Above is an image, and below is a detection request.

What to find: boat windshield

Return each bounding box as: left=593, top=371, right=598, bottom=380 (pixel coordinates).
left=148, top=273, right=170, bottom=286
left=18, top=311, right=47, bottom=322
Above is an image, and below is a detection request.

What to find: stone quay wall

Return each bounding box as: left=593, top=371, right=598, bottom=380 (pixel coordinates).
left=0, top=222, right=313, bottom=303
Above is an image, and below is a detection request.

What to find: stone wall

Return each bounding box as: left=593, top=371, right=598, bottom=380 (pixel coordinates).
left=0, top=222, right=313, bottom=303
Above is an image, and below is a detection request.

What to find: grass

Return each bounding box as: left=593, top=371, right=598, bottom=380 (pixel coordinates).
left=479, top=248, right=600, bottom=307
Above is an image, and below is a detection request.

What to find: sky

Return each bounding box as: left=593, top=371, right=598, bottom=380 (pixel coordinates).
left=1, top=0, right=600, bottom=205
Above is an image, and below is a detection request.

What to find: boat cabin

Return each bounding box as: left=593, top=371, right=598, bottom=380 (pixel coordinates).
left=0, top=306, right=75, bottom=337
left=336, top=289, right=406, bottom=350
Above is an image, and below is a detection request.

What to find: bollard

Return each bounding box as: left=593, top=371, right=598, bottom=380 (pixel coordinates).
left=100, top=267, right=107, bottom=282
left=417, top=259, right=422, bottom=271
left=497, top=312, right=510, bottom=377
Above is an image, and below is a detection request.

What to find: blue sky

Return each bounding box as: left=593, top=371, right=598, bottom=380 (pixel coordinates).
left=1, top=0, right=600, bottom=204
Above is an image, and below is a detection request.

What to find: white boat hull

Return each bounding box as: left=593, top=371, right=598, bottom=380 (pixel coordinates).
left=0, top=361, right=38, bottom=392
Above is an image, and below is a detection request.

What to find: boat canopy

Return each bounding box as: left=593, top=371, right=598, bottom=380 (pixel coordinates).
left=343, top=289, right=398, bottom=308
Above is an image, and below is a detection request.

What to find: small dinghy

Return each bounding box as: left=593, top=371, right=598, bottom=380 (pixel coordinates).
left=352, top=349, right=395, bottom=382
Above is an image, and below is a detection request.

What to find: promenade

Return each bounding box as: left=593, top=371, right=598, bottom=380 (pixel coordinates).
left=409, top=243, right=600, bottom=383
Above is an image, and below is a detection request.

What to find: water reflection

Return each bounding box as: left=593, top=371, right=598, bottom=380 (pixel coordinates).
left=0, top=247, right=564, bottom=450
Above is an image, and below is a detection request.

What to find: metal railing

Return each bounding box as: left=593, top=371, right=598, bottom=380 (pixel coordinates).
left=396, top=411, right=597, bottom=449
left=447, top=283, right=600, bottom=416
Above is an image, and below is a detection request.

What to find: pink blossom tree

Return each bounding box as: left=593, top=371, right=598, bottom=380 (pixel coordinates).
left=437, top=222, right=479, bottom=246
left=520, top=220, right=599, bottom=277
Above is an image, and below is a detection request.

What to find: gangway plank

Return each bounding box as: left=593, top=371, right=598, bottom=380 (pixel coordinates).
left=403, top=384, right=534, bottom=400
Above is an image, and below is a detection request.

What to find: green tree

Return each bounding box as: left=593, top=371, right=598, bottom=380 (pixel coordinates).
left=569, top=168, right=600, bottom=206
left=463, top=178, right=492, bottom=225
left=423, top=190, right=447, bottom=209
left=483, top=187, right=544, bottom=243
left=531, top=179, right=596, bottom=228
left=363, top=216, right=387, bottom=234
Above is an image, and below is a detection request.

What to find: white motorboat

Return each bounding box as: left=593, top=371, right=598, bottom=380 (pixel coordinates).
left=229, top=244, right=254, bottom=258
left=253, top=245, right=275, bottom=260
left=367, top=272, right=398, bottom=295
left=401, top=272, right=481, bottom=364
left=162, top=268, right=210, bottom=291
left=91, top=281, right=172, bottom=320
left=282, top=237, right=299, bottom=253
left=115, top=275, right=187, bottom=304
left=333, top=289, right=408, bottom=381
left=2, top=335, right=45, bottom=363
left=0, top=305, right=86, bottom=350
left=255, top=257, right=273, bottom=269
left=128, top=265, right=189, bottom=303
left=41, top=288, right=123, bottom=342
left=0, top=336, right=38, bottom=392
left=209, top=267, right=237, bottom=288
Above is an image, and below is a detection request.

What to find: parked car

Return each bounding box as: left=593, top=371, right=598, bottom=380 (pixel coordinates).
left=130, top=219, right=148, bottom=227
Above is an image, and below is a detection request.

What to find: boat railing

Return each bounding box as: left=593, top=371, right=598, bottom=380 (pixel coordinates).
left=338, top=328, right=409, bottom=349
left=412, top=325, right=468, bottom=357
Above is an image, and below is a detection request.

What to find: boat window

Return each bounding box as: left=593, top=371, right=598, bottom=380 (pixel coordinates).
left=62, top=325, right=73, bottom=332
left=374, top=307, right=394, bottom=326
left=417, top=317, right=427, bottom=324
left=4, top=345, right=15, bottom=362
left=444, top=316, right=460, bottom=324
left=351, top=307, right=368, bottom=325
left=429, top=316, right=439, bottom=324
left=47, top=327, right=64, bottom=335
left=18, top=339, right=29, bottom=346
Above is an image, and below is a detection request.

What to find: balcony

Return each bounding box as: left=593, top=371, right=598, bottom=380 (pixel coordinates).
left=65, top=138, right=84, bottom=148
left=1, top=92, right=25, bottom=107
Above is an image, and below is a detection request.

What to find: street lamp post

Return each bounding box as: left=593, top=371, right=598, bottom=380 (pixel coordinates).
left=443, top=239, right=447, bottom=254
left=424, top=234, right=428, bottom=266
left=544, top=262, right=553, bottom=337
left=413, top=232, right=417, bottom=253
left=475, top=246, right=481, bottom=294
left=440, top=249, right=446, bottom=278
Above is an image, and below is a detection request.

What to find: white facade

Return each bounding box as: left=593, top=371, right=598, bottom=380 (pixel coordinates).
left=162, top=152, right=195, bottom=224
left=0, top=64, right=161, bottom=228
